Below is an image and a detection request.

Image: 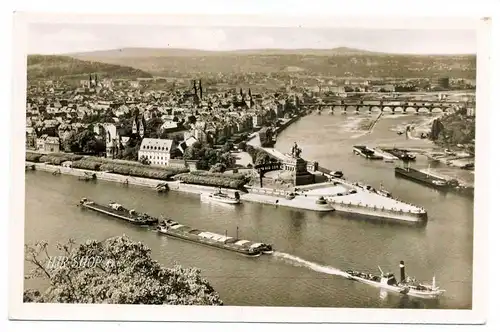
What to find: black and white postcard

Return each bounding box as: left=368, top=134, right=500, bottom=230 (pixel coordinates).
left=7, top=8, right=494, bottom=328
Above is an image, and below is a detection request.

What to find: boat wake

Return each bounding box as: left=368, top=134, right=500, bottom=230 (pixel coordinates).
left=272, top=252, right=349, bottom=278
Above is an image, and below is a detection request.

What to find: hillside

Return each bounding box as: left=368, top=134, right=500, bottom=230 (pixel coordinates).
left=70, top=47, right=476, bottom=79
left=69, top=47, right=378, bottom=58
left=27, top=55, right=153, bottom=80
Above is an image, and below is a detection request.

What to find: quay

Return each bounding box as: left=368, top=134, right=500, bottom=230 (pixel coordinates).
left=27, top=160, right=427, bottom=223
left=316, top=166, right=427, bottom=224
left=241, top=186, right=334, bottom=212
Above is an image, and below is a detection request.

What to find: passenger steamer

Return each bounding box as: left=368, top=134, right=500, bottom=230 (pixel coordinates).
left=345, top=261, right=445, bottom=299
left=156, top=219, right=273, bottom=257
left=200, top=188, right=241, bottom=205
left=78, top=198, right=158, bottom=226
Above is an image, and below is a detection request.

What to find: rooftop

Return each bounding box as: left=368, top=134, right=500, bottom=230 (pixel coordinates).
left=139, top=138, right=174, bottom=153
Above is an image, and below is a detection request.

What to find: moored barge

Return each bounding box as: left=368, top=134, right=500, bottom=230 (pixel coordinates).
left=78, top=198, right=158, bottom=226
left=395, top=167, right=474, bottom=196
left=156, top=219, right=273, bottom=257
left=395, top=166, right=454, bottom=189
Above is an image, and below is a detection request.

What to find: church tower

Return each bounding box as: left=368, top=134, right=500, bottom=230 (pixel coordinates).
left=192, top=80, right=199, bottom=104
left=132, top=116, right=138, bottom=135
left=198, top=80, right=203, bottom=100
left=138, top=115, right=145, bottom=138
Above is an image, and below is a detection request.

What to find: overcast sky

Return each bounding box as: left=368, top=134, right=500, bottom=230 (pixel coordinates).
left=27, top=24, right=477, bottom=55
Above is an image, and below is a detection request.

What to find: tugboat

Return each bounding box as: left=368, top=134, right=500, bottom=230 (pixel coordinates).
left=156, top=219, right=273, bottom=256
left=345, top=261, right=445, bottom=299
left=201, top=188, right=241, bottom=205
left=78, top=198, right=158, bottom=226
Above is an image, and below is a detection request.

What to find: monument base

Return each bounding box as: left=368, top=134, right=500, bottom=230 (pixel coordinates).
left=294, top=172, right=315, bottom=186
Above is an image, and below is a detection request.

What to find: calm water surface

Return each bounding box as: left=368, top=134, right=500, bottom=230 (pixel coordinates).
left=24, top=113, right=474, bottom=309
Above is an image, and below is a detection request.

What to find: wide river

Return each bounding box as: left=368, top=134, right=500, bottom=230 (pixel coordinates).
left=24, top=113, right=474, bottom=309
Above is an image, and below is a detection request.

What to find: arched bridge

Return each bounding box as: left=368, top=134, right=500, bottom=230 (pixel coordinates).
left=302, top=100, right=472, bottom=114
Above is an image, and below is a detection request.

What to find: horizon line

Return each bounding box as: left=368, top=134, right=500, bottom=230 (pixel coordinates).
left=27, top=46, right=477, bottom=57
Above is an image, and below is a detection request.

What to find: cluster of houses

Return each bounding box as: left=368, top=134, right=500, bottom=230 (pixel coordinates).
left=26, top=77, right=301, bottom=167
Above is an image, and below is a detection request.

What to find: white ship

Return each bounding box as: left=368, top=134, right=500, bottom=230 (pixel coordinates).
left=345, top=261, right=445, bottom=299
left=201, top=188, right=241, bottom=205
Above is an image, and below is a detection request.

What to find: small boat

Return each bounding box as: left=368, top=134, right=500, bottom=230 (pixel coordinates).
left=78, top=198, right=158, bottom=226
left=78, top=172, right=96, bottom=181
left=353, top=146, right=383, bottom=160
left=331, top=170, right=344, bottom=178
left=345, top=261, right=445, bottom=299
left=377, top=189, right=392, bottom=198
left=201, top=188, right=241, bottom=204
left=156, top=182, right=169, bottom=193
left=383, top=148, right=416, bottom=161
left=156, top=219, right=273, bottom=256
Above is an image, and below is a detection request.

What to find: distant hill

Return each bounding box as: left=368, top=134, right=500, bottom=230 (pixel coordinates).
left=68, top=47, right=378, bottom=58
left=69, top=47, right=476, bottom=79
left=27, top=55, right=153, bottom=80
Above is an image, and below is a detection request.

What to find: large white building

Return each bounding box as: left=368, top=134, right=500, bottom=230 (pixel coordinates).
left=138, top=138, right=174, bottom=167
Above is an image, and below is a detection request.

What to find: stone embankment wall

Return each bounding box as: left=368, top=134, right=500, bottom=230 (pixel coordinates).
left=26, top=162, right=236, bottom=196
left=328, top=200, right=427, bottom=224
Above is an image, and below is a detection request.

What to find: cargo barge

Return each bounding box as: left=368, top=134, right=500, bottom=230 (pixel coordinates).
left=353, top=146, right=383, bottom=160
left=394, top=167, right=456, bottom=189
left=78, top=198, right=158, bottom=226
left=156, top=219, right=273, bottom=257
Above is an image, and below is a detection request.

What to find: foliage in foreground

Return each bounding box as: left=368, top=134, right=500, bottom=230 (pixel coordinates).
left=24, top=236, right=223, bottom=305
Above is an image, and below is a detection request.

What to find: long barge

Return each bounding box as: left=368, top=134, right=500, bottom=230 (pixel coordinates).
left=394, top=167, right=455, bottom=189
left=78, top=198, right=158, bottom=226
left=156, top=219, right=273, bottom=257
left=353, top=146, right=383, bottom=160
